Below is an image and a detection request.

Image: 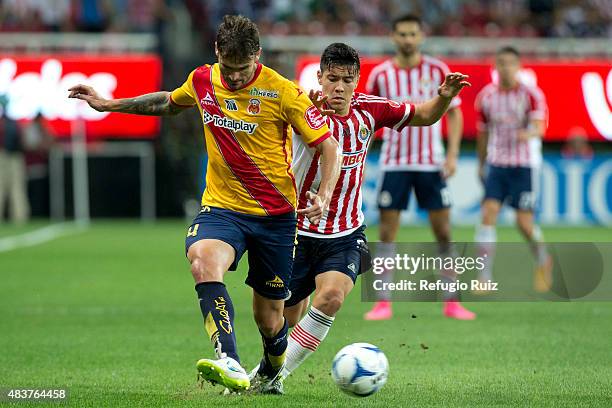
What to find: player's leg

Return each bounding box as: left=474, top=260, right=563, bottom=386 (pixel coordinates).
left=245, top=212, right=297, bottom=393
left=417, top=172, right=475, bottom=319
left=365, top=171, right=411, bottom=320
left=284, top=228, right=366, bottom=378
left=475, top=166, right=505, bottom=283
left=282, top=271, right=353, bottom=376
left=252, top=293, right=288, bottom=385
left=510, top=167, right=551, bottom=292
left=186, top=208, right=249, bottom=391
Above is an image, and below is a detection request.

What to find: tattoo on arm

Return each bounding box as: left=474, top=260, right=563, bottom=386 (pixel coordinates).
left=113, top=92, right=185, bottom=116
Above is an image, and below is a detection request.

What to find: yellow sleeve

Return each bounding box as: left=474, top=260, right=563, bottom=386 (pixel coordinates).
left=170, top=69, right=197, bottom=107
left=280, top=83, right=330, bottom=147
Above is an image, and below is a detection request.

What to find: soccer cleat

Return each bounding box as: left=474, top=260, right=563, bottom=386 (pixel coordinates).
left=248, top=361, right=285, bottom=395
left=196, top=356, right=249, bottom=392
left=534, top=255, right=553, bottom=293
left=443, top=300, right=476, bottom=320
left=364, top=300, right=392, bottom=320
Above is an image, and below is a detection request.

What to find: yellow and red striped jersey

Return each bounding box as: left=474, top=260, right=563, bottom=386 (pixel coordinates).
left=171, top=63, right=330, bottom=216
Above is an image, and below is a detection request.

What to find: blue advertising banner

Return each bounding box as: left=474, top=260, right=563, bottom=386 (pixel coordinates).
left=361, top=153, right=612, bottom=226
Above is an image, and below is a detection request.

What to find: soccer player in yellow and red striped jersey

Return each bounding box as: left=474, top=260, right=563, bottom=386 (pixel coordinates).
left=68, top=15, right=341, bottom=394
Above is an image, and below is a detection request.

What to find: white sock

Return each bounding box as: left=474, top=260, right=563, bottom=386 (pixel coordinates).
left=530, top=225, right=549, bottom=265
left=438, top=243, right=459, bottom=300
left=282, top=306, right=334, bottom=378
left=376, top=242, right=396, bottom=301
left=475, top=225, right=497, bottom=281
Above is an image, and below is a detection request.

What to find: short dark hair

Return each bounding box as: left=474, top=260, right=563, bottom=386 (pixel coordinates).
left=320, top=43, right=360, bottom=76
left=392, top=14, right=422, bottom=31
left=496, top=45, right=520, bottom=58
left=216, top=15, right=260, bottom=61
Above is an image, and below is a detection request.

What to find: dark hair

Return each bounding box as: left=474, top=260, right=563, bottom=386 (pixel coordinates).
left=496, top=45, right=520, bottom=58
left=216, top=15, right=260, bottom=61
left=320, top=43, right=360, bottom=75
left=392, top=14, right=422, bottom=31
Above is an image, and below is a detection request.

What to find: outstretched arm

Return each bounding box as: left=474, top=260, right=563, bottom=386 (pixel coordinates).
left=68, top=85, right=189, bottom=116
left=410, top=73, right=471, bottom=126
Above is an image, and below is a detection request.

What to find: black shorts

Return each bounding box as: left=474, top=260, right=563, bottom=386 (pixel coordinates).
left=185, top=206, right=297, bottom=300
left=483, top=165, right=537, bottom=210
left=285, top=226, right=370, bottom=307
left=377, top=170, right=451, bottom=211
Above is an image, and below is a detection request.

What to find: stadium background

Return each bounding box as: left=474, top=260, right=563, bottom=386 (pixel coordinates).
left=1, top=1, right=611, bottom=407
left=0, top=0, right=610, bottom=225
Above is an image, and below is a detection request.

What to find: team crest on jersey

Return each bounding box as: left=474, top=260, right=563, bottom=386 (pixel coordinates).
left=247, top=98, right=261, bottom=114
left=224, top=99, right=238, bottom=111
left=358, top=125, right=371, bottom=142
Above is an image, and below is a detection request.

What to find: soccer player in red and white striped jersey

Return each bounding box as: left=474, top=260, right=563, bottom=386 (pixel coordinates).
left=474, top=46, right=552, bottom=292
left=364, top=14, right=475, bottom=321
left=277, top=43, right=471, bottom=386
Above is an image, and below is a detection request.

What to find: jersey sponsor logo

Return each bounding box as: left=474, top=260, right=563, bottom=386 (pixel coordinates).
left=304, top=105, right=326, bottom=130
left=224, top=99, right=238, bottom=111
left=358, top=125, right=371, bottom=142
left=249, top=87, right=279, bottom=98
left=266, top=275, right=284, bottom=288
left=202, top=110, right=258, bottom=134
left=200, top=92, right=215, bottom=106
left=342, top=149, right=366, bottom=169
left=247, top=98, right=261, bottom=114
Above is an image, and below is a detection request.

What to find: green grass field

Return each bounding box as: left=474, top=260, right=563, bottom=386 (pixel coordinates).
left=1, top=222, right=611, bottom=407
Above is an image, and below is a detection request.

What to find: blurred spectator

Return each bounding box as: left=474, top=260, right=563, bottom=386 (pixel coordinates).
left=72, top=0, right=113, bottom=32
left=561, top=127, right=594, bottom=159
left=23, top=113, right=54, bottom=154
left=30, top=0, right=72, bottom=31
left=0, top=0, right=610, bottom=37
left=0, top=95, right=29, bottom=224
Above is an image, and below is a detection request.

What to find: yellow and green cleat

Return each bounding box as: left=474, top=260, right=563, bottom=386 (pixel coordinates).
left=197, top=356, right=250, bottom=392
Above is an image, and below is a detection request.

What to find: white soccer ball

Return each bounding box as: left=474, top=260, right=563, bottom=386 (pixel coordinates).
left=331, top=342, right=389, bottom=397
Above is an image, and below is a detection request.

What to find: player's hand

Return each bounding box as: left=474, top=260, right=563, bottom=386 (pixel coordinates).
left=478, top=164, right=487, bottom=184
left=68, top=84, right=111, bottom=112
left=308, top=90, right=335, bottom=116
left=518, top=129, right=530, bottom=142
left=438, top=73, right=471, bottom=98
left=442, top=154, right=457, bottom=179
left=297, top=191, right=329, bottom=224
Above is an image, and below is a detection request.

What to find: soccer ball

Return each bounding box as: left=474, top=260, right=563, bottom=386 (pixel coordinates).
left=331, top=343, right=389, bottom=397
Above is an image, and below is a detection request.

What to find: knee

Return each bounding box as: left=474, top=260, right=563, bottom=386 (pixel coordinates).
left=190, top=255, right=224, bottom=283
left=254, top=306, right=284, bottom=337
left=315, top=287, right=345, bottom=316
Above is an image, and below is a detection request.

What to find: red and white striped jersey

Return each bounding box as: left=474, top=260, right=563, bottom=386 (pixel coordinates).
left=475, top=82, right=547, bottom=167
left=366, top=55, right=461, bottom=171
left=293, top=92, right=415, bottom=238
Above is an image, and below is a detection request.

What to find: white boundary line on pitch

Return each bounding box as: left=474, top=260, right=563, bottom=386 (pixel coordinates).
left=0, top=222, right=88, bottom=253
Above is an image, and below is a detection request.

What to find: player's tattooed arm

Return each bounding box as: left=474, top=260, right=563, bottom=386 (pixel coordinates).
left=68, top=85, right=188, bottom=116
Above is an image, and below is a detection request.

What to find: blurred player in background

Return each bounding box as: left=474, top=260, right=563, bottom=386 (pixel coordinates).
left=364, top=14, right=475, bottom=320
left=263, top=43, right=471, bottom=392
left=474, top=46, right=552, bottom=292
left=69, top=15, right=341, bottom=393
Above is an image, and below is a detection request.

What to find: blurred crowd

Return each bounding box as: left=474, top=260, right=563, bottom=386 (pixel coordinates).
left=0, top=0, right=610, bottom=38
